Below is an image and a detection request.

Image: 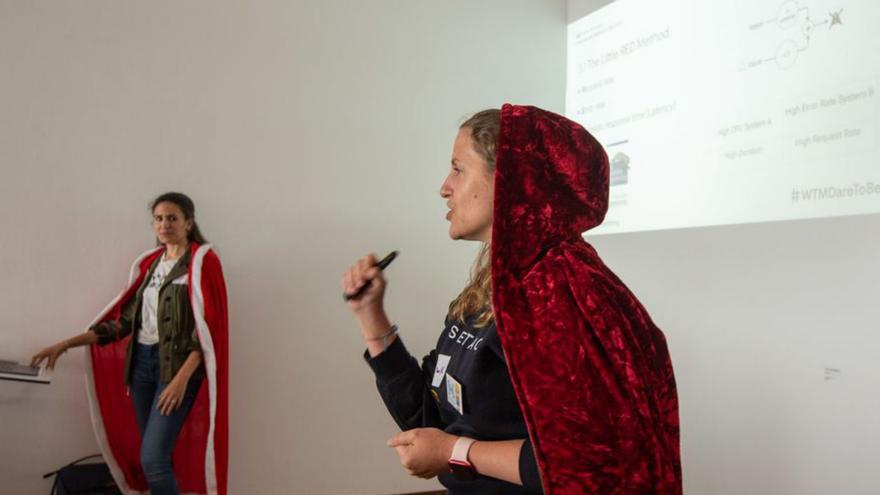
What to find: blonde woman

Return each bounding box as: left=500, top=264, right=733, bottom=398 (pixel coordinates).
left=343, top=106, right=681, bottom=495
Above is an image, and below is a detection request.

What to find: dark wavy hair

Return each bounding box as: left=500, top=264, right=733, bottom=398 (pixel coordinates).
left=151, top=192, right=208, bottom=245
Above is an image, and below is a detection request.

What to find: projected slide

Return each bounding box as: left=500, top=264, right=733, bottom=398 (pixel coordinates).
left=567, top=0, right=880, bottom=234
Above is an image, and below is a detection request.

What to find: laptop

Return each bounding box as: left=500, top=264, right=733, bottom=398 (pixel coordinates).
left=0, top=359, right=51, bottom=384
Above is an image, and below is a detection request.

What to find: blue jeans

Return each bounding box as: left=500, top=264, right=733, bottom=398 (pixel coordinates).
left=130, top=343, right=201, bottom=495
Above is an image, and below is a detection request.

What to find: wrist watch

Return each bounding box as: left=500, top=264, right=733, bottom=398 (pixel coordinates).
left=448, top=436, right=477, bottom=480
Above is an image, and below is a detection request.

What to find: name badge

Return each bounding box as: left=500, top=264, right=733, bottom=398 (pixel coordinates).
left=432, top=354, right=451, bottom=387
left=445, top=373, right=464, bottom=415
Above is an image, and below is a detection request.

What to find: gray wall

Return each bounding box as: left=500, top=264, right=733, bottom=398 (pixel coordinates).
left=0, top=1, right=566, bottom=493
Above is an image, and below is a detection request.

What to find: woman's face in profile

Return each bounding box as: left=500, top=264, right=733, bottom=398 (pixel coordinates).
left=152, top=201, right=192, bottom=245
left=440, top=127, right=494, bottom=242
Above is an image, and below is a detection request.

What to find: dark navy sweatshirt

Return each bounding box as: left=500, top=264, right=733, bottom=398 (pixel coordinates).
left=365, top=319, right=543, bottom=494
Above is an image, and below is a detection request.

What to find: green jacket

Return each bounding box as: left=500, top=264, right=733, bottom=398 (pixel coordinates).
left=91, top=248, right=205, bottom=384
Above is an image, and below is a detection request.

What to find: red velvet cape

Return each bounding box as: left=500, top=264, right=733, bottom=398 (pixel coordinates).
left=84, top=243, right=229, bottom=495
left=491, top=105, right=682, bottom=494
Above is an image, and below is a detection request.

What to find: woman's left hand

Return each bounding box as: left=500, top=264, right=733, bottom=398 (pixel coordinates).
left=387, top=427, right=458, bottom=479
left=157, top=376, right=189, bottom=416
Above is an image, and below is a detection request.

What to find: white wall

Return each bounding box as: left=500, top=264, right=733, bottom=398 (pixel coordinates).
left=588, top=214, right=880, bottom=494
left=571, top=1, right=880, bottom=494
left=0, top=1, right=566, bottom=493
left=7, top=1, right=872, bottom=493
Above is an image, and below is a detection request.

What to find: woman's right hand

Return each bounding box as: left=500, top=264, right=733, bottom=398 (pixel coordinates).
left=343, top=254, right=396, bottom=355
left=31, top=341, right=69, bottom=370
left=342, top=253, right=387, bottom=315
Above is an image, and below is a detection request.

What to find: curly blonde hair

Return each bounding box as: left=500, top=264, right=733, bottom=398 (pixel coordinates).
left=448, top=109, right=500, bottom=328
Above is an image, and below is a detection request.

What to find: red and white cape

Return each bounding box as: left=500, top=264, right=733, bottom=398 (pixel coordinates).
left=83, top=243, right=228, bottom=495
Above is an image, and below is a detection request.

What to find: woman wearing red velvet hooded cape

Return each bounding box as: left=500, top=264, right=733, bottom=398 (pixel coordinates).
left=84, top=242, right=228, bottom=495
left=491, top=104, right=682, bottom=494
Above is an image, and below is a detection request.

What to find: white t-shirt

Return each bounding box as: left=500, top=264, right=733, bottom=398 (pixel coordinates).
left=138, top=257, right=180, bottom=345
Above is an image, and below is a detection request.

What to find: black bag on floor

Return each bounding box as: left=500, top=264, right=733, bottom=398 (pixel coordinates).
left=44, top=454, right=121, bottom=495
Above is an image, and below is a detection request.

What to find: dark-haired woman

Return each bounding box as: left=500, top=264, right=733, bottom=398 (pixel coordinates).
left=33, top=192, right=229, bottom=495
left=342, top=106, right=681, bottom=494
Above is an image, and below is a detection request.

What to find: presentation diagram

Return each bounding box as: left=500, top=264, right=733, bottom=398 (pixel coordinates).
left=742, top=1, right=844, bottom=71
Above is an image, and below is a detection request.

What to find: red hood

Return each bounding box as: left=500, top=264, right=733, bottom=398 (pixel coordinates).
left=493, top=104, right=609, bottom=273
